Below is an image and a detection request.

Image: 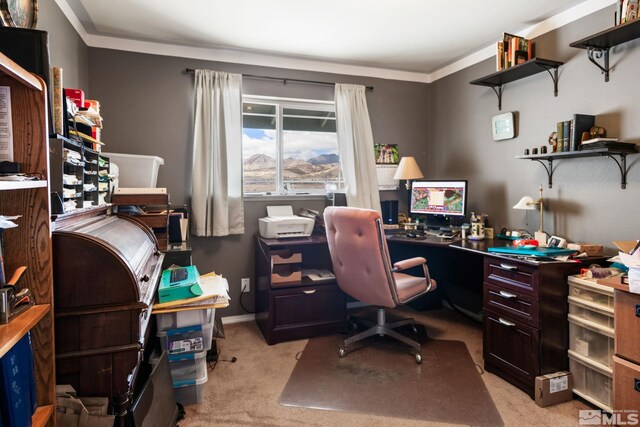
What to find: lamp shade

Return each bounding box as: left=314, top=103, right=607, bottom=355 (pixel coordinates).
left=393, top=156, right=424, bottom=180
left=513, top=196, right=537, bottom=210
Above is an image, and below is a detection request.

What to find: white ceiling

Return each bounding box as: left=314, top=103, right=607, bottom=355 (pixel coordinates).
left=57, top=0, right=615, bottom=82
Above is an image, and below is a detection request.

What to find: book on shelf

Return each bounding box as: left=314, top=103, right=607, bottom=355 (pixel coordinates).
left=581, top=137, right=619, bottom=145
left=562, top=120, right=571, bottom=152
left=556, top=121, right=564, bottom=152
left=497, top=33, right=534, bottom=70
left=570, top=114, right=595, bottom=151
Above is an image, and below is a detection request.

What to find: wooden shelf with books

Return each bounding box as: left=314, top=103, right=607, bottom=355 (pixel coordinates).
left=570, top=18, right=640, bottom=82
left=516, top=143, right=639, bottom=189
left=469, top=58, right=563, bottom=110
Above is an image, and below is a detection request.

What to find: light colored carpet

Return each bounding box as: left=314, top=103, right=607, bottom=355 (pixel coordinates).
left=179, top=307, right=592, bottom=426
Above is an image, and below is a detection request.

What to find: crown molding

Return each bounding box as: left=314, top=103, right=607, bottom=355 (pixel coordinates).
left=57, top=0, right=616, bottom=84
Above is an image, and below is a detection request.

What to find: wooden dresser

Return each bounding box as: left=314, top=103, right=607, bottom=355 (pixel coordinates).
left=52, top=211, right=164, bottom=421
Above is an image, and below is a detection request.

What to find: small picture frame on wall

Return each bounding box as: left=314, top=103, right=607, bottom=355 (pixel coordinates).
left=374, top=144, right=399, bottom=164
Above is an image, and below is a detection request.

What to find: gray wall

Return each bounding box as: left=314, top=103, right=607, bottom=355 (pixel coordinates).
left=430, top=5, right=640, bottom=248
left=87, top=49, right=429, bottom=316
left=37, top=0, right=89, bottom=91
left=39, top=2, right=640, bottom=318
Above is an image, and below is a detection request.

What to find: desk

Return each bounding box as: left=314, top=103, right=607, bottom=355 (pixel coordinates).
left=254, top=233, right=602, bottom=397
left=388, top=234, right=604, bottom=397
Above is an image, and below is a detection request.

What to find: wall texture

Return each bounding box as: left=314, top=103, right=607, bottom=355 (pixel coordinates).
left=37, top=0, right=89, bottom=90
left=86, top=49, right=429, bottom=316
left=37, top=2, right=640, bottom=319
left=429, top=5, right=640, bottom=248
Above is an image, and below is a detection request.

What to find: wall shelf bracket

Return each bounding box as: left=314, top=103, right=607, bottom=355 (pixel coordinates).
left=490, top=86, right=503, bottom=110
left=603, top=153, right=627, bottom=189
left=540, top=64, right=560, bottom=96
left=586, top=47, right=610, bottom=82
left=532, top=159, right=554, bottom=188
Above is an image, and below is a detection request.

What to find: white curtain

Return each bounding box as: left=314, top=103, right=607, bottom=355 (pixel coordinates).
left=191, top=70, right=245, bottom=236
left=334, top=84, right=381, bottom=212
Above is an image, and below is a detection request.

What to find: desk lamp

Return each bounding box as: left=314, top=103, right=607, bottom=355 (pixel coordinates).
left=393, top=156, right=424, bottom=190
left=513, top=185, right=547, bottom=246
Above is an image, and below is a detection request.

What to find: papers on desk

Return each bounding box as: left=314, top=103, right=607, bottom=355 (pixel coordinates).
left=153, top=271, right=230, bottom=314
left=617, top=251, right=640, bottom=294
left=302, top=269, right=335, bottom=283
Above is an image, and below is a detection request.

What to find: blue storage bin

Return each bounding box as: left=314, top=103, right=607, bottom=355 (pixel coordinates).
left=0, top=332, right=37, bottom=427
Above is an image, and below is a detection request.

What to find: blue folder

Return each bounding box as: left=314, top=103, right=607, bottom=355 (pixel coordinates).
left=487, top=246, right=577, bottom=257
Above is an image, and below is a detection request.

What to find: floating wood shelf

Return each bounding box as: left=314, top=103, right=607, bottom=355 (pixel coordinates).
left=570, top=18, right=640, bottom=82
left=470, top=58, right=563, bottom=110
left=0, top=180, right=47, bottom=190
left=516, top=145, right=639, bottom=189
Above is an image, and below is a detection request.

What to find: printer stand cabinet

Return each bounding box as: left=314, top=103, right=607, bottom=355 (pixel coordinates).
left=482, top=255, right=589, bottom=398
left=255, top=236, right=346, bottom=345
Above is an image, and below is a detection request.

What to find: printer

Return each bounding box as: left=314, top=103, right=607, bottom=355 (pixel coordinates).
left=259, top=205, right=315, bottom=239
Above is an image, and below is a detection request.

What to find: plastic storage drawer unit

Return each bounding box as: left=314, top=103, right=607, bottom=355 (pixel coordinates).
left=157, top=313, right=215, bottom=354
left=569, top=351, right=613, bottom=412
left=173, top=366, right=208, bottom=406
left=568, top=314, right=615, bottom=368
left=156, top=308, right=214, bottom=331
left=568, top=276, right=614, bottom=311
left=168, top=351, right=207, bottom=384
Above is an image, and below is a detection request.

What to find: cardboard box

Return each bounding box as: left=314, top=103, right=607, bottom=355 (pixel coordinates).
left=65, top=88, right=85, bottom=107
left=535, top=371, right=573, bottom=407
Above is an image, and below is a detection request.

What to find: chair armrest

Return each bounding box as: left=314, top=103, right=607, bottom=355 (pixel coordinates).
left=392, top=257, right=426, bottom=272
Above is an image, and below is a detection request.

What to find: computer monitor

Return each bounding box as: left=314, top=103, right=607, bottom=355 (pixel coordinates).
left=409, top=180, right=467, bottom=229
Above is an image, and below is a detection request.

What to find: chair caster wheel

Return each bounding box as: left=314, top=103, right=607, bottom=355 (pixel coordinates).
left=415, top=353, right=422, bottom=364
left=338, top=348, right=347, bottom=358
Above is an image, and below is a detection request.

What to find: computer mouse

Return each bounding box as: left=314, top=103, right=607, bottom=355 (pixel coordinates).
left=406, top=232, right=416, bottom=238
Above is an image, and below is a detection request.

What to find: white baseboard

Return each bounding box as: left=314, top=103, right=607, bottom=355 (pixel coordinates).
left=221, top=313, right=255, bottom=324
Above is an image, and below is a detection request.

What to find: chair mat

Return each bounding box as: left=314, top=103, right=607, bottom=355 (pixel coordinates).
left=279, top=326, right=503, bottom=426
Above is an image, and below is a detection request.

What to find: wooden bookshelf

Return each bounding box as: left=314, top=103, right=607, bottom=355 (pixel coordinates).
left=0, top=52, right=56, bottom=424
left=470, top=58, right=563, bottom=110
left=570, top=18, right=640, bottom=81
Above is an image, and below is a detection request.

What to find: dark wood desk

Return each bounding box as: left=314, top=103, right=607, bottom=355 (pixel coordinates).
left=388, top=234, right=605, bottom=397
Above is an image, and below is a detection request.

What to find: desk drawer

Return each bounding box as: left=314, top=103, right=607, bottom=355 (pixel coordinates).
left=484, top=309, right=540, bottom=389
left=613, top=355, right=640, bottom=418
left=484, top=257, right=538, bottom=295
left=484, top=282, right=538, bottom=326
left=615, top=290, right=640, bottom=364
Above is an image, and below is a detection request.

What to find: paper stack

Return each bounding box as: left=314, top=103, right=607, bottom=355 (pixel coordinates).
left=153, top=271, right=230, bottom=314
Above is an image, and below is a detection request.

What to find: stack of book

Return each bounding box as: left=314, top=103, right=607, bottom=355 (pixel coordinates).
left=617, top=0, right=639, bottom=25
left=554, top=114, right=595, bottom=152
left=497, top=33, right=534, bottom=71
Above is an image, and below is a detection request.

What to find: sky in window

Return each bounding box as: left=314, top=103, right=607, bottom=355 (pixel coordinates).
left=242, top=128, right=338, bottom=161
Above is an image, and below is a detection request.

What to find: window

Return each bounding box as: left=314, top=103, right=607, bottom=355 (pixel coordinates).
left=242, top=96, right=341, bottom=195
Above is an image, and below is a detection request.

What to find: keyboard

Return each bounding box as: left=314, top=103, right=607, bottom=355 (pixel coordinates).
left=170, top=267, right=189, bottom=283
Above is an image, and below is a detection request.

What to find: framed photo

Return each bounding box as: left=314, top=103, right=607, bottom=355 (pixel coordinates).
left=374, top=144, right=399, bottom=164
left=0, top=0, right=38, bottom=29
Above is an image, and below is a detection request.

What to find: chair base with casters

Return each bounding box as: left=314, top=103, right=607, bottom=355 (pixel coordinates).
left=339, top=307, right=422, bottom=364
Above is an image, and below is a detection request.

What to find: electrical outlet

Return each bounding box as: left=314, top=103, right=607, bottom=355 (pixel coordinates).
left=241, top=278, right=250, bottom=293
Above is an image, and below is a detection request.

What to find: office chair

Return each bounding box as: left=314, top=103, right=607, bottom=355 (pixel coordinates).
left=324, top=206, right=437, bottom=364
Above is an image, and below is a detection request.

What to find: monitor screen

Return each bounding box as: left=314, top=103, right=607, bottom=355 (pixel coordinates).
left=409, top=180, right=467, bottom=224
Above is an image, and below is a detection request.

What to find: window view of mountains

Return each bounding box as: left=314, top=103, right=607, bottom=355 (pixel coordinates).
left=243, top=153, right=340, bottom=192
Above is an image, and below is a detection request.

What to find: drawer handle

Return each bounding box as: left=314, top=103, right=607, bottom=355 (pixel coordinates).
left=499, top=263, right=518, bottom=271
left=636, top=304, right=640, bottom=318
left=498, top=317, right=516, bottom=327
left=498, top=290, right=517, bottom=299
left=635, top=378, right=640, bottom=392
left=303, top=289, right=317, bottom=295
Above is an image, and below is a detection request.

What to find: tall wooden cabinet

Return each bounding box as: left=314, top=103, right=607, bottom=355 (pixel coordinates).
left=0, top=53, right=55, bottom=425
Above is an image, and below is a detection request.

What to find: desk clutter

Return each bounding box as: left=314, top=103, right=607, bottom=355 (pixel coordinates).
left=153, top=266, right=229, bottom=405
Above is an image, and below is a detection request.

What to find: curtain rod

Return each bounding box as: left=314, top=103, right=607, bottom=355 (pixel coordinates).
left=184, top=68, right=374, bottom=92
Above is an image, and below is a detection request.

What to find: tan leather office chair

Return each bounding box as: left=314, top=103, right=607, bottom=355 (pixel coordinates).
left=324, top=206, right=437, bottom=364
